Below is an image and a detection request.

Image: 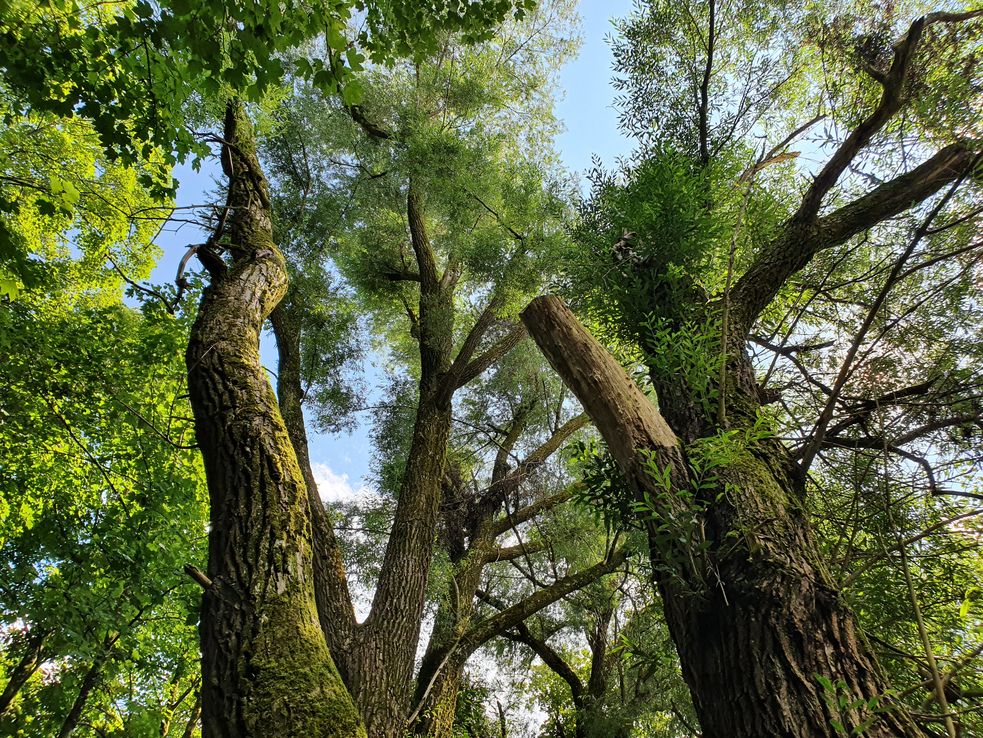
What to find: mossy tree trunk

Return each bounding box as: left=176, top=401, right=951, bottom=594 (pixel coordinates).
left=411, top=542, right=628, bottom=738
left=270, top=299, right=359, bottom=680
left=187, top=100, right=364, bottom=738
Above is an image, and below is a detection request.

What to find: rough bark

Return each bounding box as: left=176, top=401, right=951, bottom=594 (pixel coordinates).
left=411, top=548, right=626, bottom=738
left=342, top=181, right=456, bottom=738
left=521, top=296, right=925, bottom=738
left=187, top=100, right=363, bottom=738
left=731, top=143, right=975, bottom=338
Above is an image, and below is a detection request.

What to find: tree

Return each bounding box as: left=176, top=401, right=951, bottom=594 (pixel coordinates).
left=4, top=3, right=573, bottom=736
left=519, top=2, right=983, bottom=736
left=508, top=568, right=697, bottom=738
left=245, top=11, right=635, bottom=735
left=4, top=1, right=983, bottom=736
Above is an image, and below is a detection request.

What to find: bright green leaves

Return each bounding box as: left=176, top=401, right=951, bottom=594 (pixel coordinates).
left=0, top=111, right=169, bottom=307
left=568, top=148, right=729, bottom=339
left=341, top=77, right=365, bottom=106
left=1, top=0, right=543, bottom=179
left=0, top=283, right=206, bottom=733
left=641, top=314, right=721, bottom=421
left=46, top=175, right=81, bottom=213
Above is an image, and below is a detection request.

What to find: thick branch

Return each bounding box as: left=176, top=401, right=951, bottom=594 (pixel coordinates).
left=460, top=547, right=628, bottom=654
left=485, top=413, right=589, bottom=503
left=381, top=269, right=422, bottom=282
left=448, top=295, right=505, bottom=385
left=452, top=323, right=527, bottom=390
left=732, top=143, right=976, bottom=336
left=270, top=303, right=358, bottom=671
left=482, top=539, right=550, bottom=564
left=346, top=104, right=392, bottom=140
left=504, top=620, right=584, bottom=700
left=407, top=183, right=440, bottom=290
left=491, top=402, right=533, bottom=486
left=520, top=296, right=689, bottom=502
left=794, top=15, right=928, bottom=222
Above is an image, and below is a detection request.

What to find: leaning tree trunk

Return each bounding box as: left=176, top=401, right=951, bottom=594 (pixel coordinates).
left=187, top=100, right=364, bottom=738
left=521, top=296, right=925, bottom=738
left=0, top=629, right=45, bottom=716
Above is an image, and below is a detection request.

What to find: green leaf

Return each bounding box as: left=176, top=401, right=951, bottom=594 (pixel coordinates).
left=341, top=78, right=364, bottom=106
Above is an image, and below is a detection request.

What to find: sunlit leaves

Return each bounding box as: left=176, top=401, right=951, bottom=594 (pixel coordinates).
left=0, top=0, right=543, bottom=181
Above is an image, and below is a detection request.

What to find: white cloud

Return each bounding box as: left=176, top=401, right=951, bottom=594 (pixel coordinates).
left=312, top=462, right=368, bottom=503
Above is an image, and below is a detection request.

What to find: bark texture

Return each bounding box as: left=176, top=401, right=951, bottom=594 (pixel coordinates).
left=187, top=101, right=363, bottom=738
left=340, top=183, right=457, bottom=738
left=521, top=296, right=925, bottom=738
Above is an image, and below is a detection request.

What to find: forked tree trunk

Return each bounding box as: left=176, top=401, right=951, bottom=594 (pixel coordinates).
left=187, top=100, right=364, bottom=738
left=521, top=296, right=925, bottom=738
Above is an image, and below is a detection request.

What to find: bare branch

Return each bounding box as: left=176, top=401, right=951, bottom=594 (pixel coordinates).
left=460, top=547, right=628, bottom=653
left=488, top=485, right=580, bottom=539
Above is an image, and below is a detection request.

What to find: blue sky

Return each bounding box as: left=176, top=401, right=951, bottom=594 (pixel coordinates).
left=154, top=1, right=636, bottom=496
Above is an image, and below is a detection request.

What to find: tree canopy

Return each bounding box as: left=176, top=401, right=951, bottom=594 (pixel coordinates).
left=1, top=1, right=982, bottom=737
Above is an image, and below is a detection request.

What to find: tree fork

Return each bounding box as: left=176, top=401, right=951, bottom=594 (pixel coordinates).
left=520, top=295, right=926, bottom=738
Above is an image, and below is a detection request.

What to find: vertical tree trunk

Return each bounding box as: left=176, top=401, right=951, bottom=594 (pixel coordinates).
left=411, top=544, right=487, bottom=738
left=347, top=392, right=452, bottom=737
left=270, top=301, right=358, bottom=680
left=521, top=296, right=925, bottom=738
left=342, top=182, right=456, bottom=738
left=187, top=100, right=363, bottom=738
left=0, top=629, right=45, bottom=716
left=412, top=650, right=469, bottom=738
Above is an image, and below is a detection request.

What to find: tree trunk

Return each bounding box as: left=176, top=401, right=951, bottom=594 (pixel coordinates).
left=413, top=651, right=468, bottom=738
left=187, top=100, right=363, bottom=738
left=0, top=628, right=45, bottom=716
left=521, top=295, right=925, bottom=738
left=56, top=653, right=103, bottom=738
left=341, top=183, right=457, bottom=738
left=270, top=301, right=358, bottom=680
left=181, top=692, right=202, bottom=738
left=346, top=391, right=452, bottom=738
left=411, top=540, right=487, bottom=738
